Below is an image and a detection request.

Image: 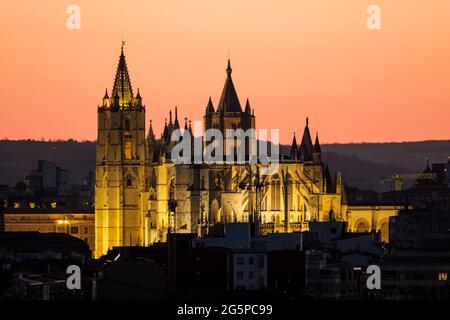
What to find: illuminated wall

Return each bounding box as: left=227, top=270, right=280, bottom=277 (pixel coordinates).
left=3, top=210, right=95, bottom=252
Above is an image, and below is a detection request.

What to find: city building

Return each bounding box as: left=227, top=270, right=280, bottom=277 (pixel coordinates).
left=25, top=160, right=70, bottom=196
left=2, top=208, right=95, bottom=251
left=94, top=46, right=400, bottom=258
left=382, top=235, right=450, bottom=299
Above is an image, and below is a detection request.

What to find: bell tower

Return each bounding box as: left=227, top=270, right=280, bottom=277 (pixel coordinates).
left=203, top=60, right=256, bottom=160
left=95, top=46, right=148, bottom=258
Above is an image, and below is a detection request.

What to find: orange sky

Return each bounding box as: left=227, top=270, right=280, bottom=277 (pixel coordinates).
left=1, top=0, right=450, bottom=144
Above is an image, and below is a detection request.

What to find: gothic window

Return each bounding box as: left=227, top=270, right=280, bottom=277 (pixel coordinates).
left=126, top=176, right=132, bottom=187
left=380, top=220, right=389, bottom=243
left=355, top=219, right=370, bottom=233
left=288, top=182, right=293, bottom=210
left=124, top=118, right=131, bottom=136
left=124, top=141, right=133, bottom=159
left=262, top=196, right=267, bottom=211
left=271, top=178, right=281, bottom=211
left=261, top=184, right=268, bottom=211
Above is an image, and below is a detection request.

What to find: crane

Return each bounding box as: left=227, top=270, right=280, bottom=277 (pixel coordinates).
left=380, top=172, right=437, bottom=191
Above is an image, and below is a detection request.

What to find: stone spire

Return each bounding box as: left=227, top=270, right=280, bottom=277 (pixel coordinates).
left=245, top=98, right=251, bottom=114
left=313, top=131, right=322, bottom=163
left=174, top=106, right=180, bottom=129
left=216, top=59, right=242, bottom=113
left=290, top=132, right=298, bottom=160
left=300, top=117, right=313, bottom=161
left=112, top=46, right=134, bottom=107
left=205, top=97, right=215, bottom=114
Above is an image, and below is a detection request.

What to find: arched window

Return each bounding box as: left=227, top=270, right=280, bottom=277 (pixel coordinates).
left=124, top=118, right=131, bottom=135
left=355, top=219, right=370, bottom=233
left=126, top=176, right=132, bottom=187
left=380, top=221, right=389, bottom=243
left=124, top=141, right=133, bottom=160
left=271, top=178, right=281, bottom=211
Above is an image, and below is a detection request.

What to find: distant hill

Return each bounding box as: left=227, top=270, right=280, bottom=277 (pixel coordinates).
left=1, top=139, right=449, bottom=192
left=322, top=140, right=450, bottom=172
left=0, top=140, right=95, bottom=187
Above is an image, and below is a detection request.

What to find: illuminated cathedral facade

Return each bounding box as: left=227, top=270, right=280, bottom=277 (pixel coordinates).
left=95, top=47, right=397, bottom=258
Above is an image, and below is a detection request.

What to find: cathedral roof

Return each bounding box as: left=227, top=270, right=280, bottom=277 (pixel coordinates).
left=216, top=59, right=243, bottom=113
left=300, top=117, right=314, bottom=161
left=112, top=46, right=134, bottom=107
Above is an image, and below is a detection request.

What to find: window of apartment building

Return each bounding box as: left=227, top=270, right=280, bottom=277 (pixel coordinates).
left=84, top=226, right=89, bottom=234
left=237, top=271, right=244, bottom=279
left=258, top=256, right=265, bottom=267
left=438, top=272, right=448, bottom=281
left=236, top=257, right=245, bottom=265
left=70, top=226, right=79, bottom=234
left=248, top=271, right=254, bottom=279
left=248, top=257, right=254, bottom=265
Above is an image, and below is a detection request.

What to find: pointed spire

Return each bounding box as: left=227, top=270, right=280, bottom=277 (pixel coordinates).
left=136, top=88, right=141, bottom=99
left=300, top=117, right=313, bottom=161
left=147, top=119, right=155, bottom=141
left=226, top=59, right=232, bottom=79
left=184, top=117, right=188, bottom=130
left=174, top=106, right=180, bottom=129
left=217, top=59, right=242, bottom=113
left=112, top=46, right=134, bottom=107
left=162, top=118, right=168, bottom=139
left=169, top=109, right=173, bottom=125
left=290, top=132, right=298, bottom=160
left=245, top=98, right=251, bottom=114
left=313, top=131, right=322, bottom=153
left=206, top=97, right=215, bottom=114
left=103, top=89, right=110, bottom=107
left=188, top=120, right=193, bottom=135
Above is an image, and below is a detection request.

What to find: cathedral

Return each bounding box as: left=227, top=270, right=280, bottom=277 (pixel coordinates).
left=94, top=47, right=395, bottom=258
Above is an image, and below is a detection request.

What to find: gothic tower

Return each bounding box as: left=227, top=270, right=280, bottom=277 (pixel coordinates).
left=203, top=60, right=255, bottom=160
left=95, top=46, right=149, bottom=258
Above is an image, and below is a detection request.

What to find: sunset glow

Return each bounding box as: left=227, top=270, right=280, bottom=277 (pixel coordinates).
left=1, top=0, right=450, bottom=144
